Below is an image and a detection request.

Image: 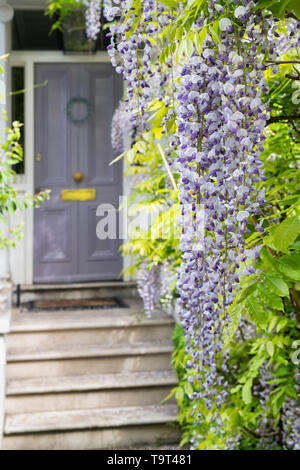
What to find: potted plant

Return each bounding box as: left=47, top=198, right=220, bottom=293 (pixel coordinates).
left=46, top=1, right=97, bottom=53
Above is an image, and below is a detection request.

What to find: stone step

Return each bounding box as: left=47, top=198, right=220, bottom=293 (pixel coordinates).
left=7, top=324, right=174, bottom=349
left=2, top=423, right=180, bottom=450
left=5, top=385, right=176, bottom=414
left=14, top=281, right=138, bottom=305
left=5, top=290, right=178, bottom=449
left=6, top=370, right=177, bottom=413
left=7, top=306, right=174, bottom=348
left=6, top=341, right=173, bottom=379
left=10, top=301, right=172, bottom=333
left=5, top=404, right=178, bottom=435
left=7, top=340, right=173, bottom=362
left=7, top=370, right=177, bottom=395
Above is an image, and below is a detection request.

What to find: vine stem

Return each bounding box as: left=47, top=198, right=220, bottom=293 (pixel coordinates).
left=268, top=115, right=300, bottom=124
left=242, top=426, right=279, bottom=439
left=290, top=288, right=300, bottom=320
left=266, top=60, right=300, bottom=65
left=157, top=143, right=178, bottom=192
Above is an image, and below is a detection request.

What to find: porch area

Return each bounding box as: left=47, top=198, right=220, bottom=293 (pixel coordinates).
left=2, top=286, right=179, bottom=450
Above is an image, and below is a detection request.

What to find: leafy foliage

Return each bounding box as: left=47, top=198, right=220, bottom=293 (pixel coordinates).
left=170, top=62, right=300, bottom=448
left=48, top=0, right=300, bottom=450
left=121, top=129, right=181, bottom=277
left=0, top=60, right=49, bottom=249
left=46, top=0, right=83, bottom=32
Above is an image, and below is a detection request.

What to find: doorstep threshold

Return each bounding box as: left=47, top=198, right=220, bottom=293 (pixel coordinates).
left=17, top=281, right=137, bottom=292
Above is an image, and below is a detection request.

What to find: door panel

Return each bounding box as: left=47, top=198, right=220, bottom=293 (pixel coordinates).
left=77, top=64, right=122, bottom=280
left=85, top=66, right=117, bottom=185
left=39, top=207, right=72, bottom=263
left=78, top=203, right=121, bottom=282
left=34, top=63, right=122, bottom=283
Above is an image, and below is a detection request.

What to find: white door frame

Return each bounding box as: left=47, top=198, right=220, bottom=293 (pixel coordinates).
left=9, top=50, right=125, bottom=285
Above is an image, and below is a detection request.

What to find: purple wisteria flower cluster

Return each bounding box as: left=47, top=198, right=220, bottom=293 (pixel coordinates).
left=136, top=261, right=162, bottom=317
left=79, top=0, right=102, bottom=40
left=105, top=1, right=155, bottom=130
left=282, top=384, right=300, bottom=450
left=80, top=0, right=122, bottom=40
left=111, top=101, right=134, bottom=154
left=80, top=0, right=300, bottom=450
left=103, top=1, right=175, bottom=132
left=175, top=0, right=276, bottom=415
left=136, top=262, right=176, bottom=317
left=103, top=1, right=176, bottom=315
left=276, top=15, right=300, bottom=54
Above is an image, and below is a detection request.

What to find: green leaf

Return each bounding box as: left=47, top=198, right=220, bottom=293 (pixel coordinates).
left=160, top=387, right=176, bottom=404
left=209, top=21, right=221, bottom=46
left=255, top=0, right=294, bottom=18
left=245, top=294, right=268, bottom=329
left=109, top=152, right=125, bottom=166
left=135, top=140, right=147, bottom=154
left=125, top=0, right=142, bottom=39
left=184, top=35, right=194, bottom=57
left=276, top=254, right=300, bottom=281
left=268, top=315, right=278, bottom=333
left=272, top=365, right=291, bottom=377
left=256, top=283, right=284, bottom=310
left=276, top=318, right=289, bottom=332
left=175, top=387, right=185, bottom=406
left=290, top=241, right=300, bottom=250
left=236, top=281, right=259, bottom=304
left=194, top=26, right=207, bottom=55
left=255, top=0, right=280, bottom=9
left=159, top=0, right=178, bottom=8
left=184, top=382, right=194, bottom=396
left=126, top=148, right=136, bottom=164
left=266, top=341, right=275, bottom=357
left=288, top=0, right=300, bottom=17
left=224, top=303, right=243, bottom=345
left=242, top=379, right=253, bottom=404
left=265, top=273, right=290, bottom=297
left=265, top=216, right=300, bottom=253
left=176, top=39, right=186, bottom=62
left=271, top=0, right=290, bottom=17
left=271, top=388, right=286, bottom=415
left=259, top=247, right=277, bottom=272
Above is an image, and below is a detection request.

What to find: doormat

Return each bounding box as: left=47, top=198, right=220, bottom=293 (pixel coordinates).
left=21, top=297, right=129, bottom=312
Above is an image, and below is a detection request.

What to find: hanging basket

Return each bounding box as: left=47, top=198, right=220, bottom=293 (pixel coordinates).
left=62, top=8, right=96, bottom=54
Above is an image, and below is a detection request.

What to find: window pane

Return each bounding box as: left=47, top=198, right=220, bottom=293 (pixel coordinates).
left=12, top=10, right=62, bottom=50
left=11, top=66, right=25, bottom=174
left=12, top=10, right=109, bottom=52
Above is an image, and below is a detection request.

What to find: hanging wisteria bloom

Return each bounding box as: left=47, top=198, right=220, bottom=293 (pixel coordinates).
left=111, top=101, right=135, bottom=154
left=79, top=0, right=300, bottom=450
left=80, top=0, right=102, bottom=40
left=174, top=0, right=287, bottom=445
left=136, top=261, right=162, bottom=317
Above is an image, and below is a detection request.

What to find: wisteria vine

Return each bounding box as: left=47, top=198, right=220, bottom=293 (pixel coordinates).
left=80, top=0, right=300, bottom=450
left=175, top=0, right=275, bottom=421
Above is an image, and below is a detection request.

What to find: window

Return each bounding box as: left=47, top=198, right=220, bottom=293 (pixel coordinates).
left=11, top=66, right=25, bottom=174
left=12, top=10, right=109, bottom=52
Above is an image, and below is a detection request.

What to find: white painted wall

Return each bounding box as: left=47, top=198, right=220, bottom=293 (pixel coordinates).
left=0, top=0, right=14, bottom=448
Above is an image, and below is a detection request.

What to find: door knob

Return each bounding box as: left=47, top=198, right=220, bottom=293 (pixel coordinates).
left=73, top=171, right=84, bottom=183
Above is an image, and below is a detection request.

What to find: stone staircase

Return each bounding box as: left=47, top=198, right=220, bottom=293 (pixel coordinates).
left=3, top=297, right=179, bottom=450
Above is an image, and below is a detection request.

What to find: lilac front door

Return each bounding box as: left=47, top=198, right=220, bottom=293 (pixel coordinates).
left=34, top=63, right=123, bottom=283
